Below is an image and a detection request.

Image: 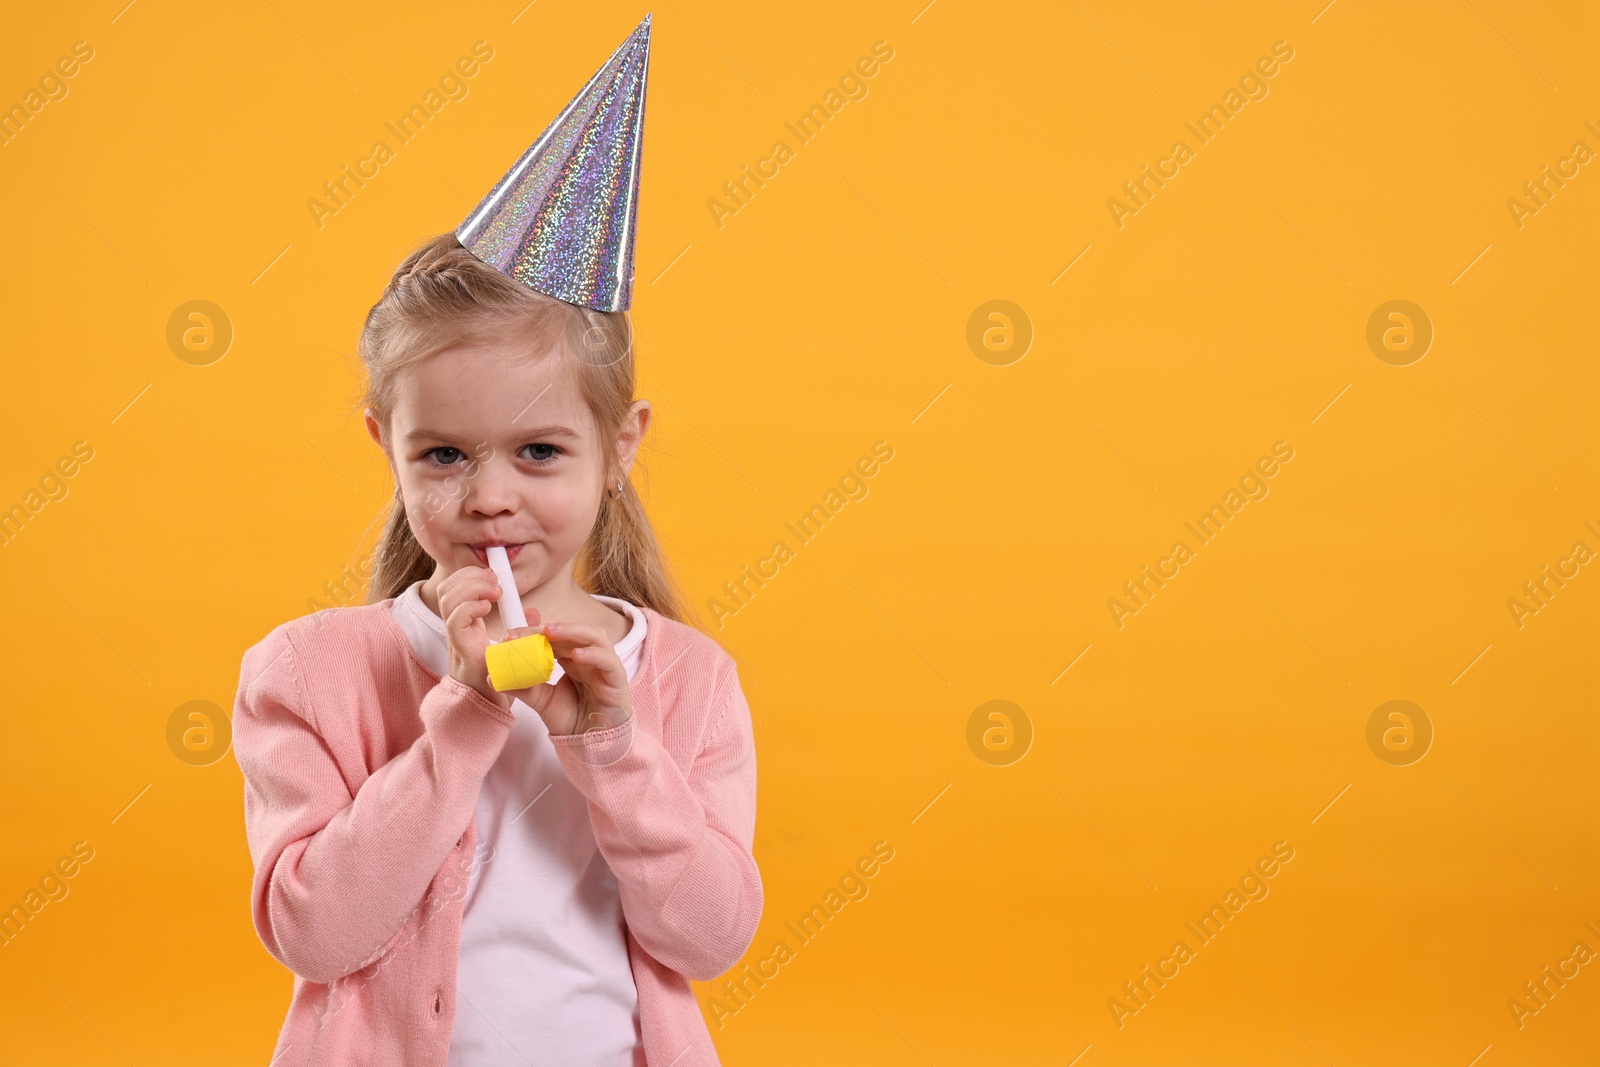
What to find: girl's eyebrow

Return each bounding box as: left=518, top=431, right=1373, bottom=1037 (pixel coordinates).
left=405, top=425, right=581, bottom=442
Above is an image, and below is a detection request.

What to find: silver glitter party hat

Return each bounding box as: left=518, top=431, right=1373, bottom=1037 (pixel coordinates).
left=455, top=14, right=651, bottom=312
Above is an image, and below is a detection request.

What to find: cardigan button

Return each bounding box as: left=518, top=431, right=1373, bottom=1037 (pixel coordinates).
left=433, top=990, right=442, bottom=1015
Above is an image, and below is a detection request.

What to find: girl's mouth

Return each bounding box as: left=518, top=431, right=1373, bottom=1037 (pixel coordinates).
left=471, top=543, right=523, bottom=566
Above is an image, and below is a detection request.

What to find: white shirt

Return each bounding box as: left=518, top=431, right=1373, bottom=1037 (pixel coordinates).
left=389, top=580, right=648, bottom=1066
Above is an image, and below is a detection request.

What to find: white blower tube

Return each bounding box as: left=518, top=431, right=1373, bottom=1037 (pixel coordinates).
left=484, top=545, right=526, bottom=631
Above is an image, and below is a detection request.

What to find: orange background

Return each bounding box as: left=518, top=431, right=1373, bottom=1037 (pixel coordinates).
left=1, top=1, right=1596, bottom=1064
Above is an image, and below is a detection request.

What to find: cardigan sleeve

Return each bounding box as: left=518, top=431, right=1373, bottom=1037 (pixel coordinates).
left=548, top=660, right=762, bottom=981
left=232, top=623, right=514, bottom=984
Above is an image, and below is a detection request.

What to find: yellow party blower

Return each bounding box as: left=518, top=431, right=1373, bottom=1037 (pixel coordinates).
left=483, top=544, right=554, bottom=691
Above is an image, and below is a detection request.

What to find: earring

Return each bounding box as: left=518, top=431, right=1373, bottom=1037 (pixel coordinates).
left=611, top=479, right=624, bottom=499
left=393, top=485, right=402, bottom=500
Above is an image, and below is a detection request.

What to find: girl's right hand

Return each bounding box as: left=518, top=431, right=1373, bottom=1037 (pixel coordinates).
left=437, top=565, right=512, bottom=709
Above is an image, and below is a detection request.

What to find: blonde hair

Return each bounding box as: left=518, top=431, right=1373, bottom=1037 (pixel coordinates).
left=350, top=231, right=697, bottom=628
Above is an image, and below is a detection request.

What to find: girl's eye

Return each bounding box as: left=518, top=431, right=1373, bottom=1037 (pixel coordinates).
left=424, top=447, right=465, bottom=467
left=522, top=443, right=561, bottom=466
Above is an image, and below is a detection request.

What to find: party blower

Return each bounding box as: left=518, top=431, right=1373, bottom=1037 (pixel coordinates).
left=482, top=545, right=555, bottom=691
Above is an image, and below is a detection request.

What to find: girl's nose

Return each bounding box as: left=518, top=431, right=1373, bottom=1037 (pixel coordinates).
left=462, top=469, right=520, bottom=515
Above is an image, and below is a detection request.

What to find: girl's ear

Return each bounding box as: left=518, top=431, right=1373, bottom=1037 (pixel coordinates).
left=365, top=409, right=401, bottom=486
left=615, top=399, right=652, bottom=477
left=364, top=409, right=389, bottom=453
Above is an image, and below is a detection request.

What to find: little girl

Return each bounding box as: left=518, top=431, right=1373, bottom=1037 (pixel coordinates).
left=232, top=19, right=760, bottom=1065
left=233, top=228, right=762, bottom=1065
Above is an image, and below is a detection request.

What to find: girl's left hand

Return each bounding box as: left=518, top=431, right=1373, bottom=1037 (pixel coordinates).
left=502, top=620, right=633, bottom=737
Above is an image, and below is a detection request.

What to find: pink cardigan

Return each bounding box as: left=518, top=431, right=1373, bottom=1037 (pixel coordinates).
left=231, top=598, right=762, bottom=1067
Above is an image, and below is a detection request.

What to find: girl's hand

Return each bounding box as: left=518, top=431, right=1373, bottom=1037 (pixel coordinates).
left=504, top=619, right=633, bottom=738
left=438, top=565, right=517, bottom=710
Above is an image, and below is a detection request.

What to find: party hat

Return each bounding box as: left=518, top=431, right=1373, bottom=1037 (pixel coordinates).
left=455, top=14, right=652, bottom=313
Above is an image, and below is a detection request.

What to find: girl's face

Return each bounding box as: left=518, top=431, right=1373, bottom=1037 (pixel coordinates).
left=366, top=338, right=648, bottom=593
